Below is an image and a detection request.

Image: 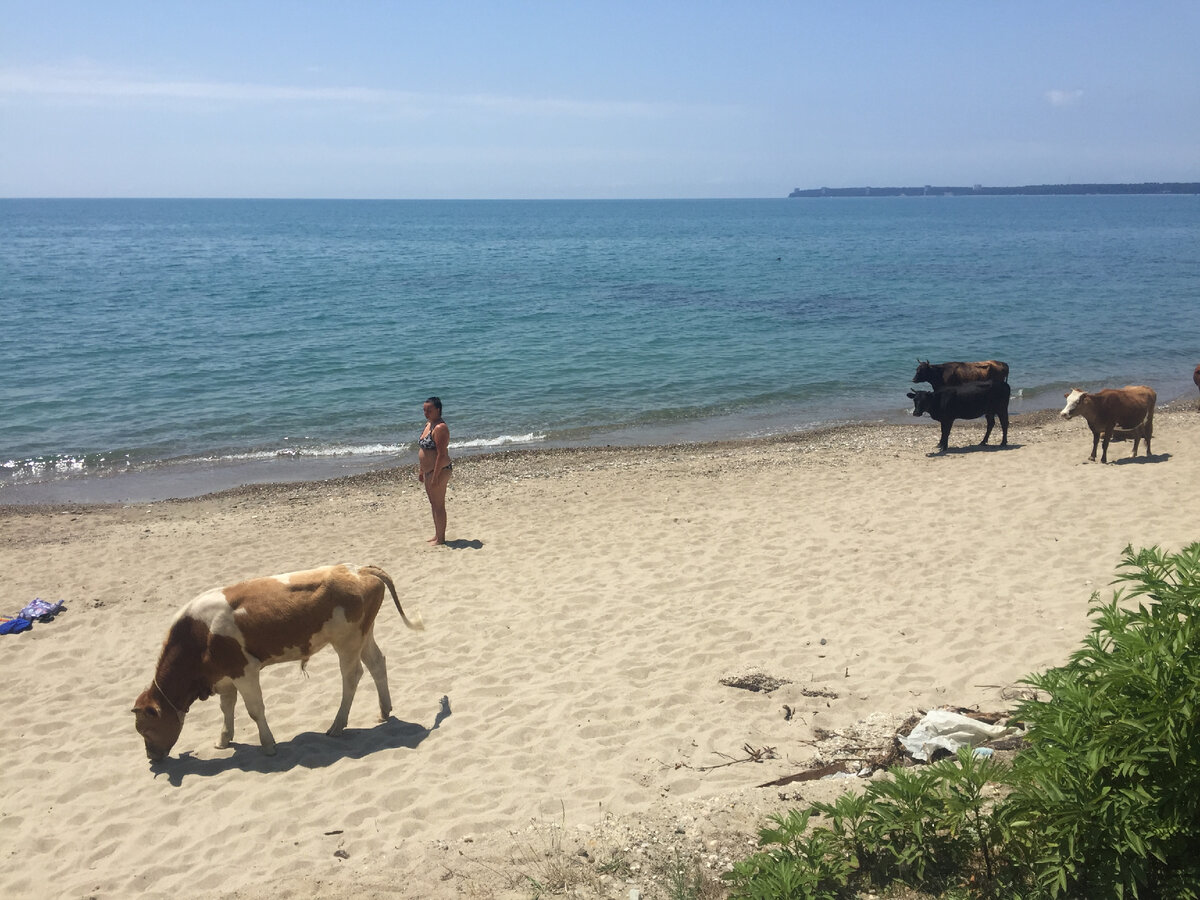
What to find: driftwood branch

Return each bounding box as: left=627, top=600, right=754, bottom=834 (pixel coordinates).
left=696, top=744, right=778, bottom=772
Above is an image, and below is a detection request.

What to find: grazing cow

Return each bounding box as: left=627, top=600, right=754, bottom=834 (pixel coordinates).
left=907, top=380, right=1011, bottom=451
left=913, top=359, right=1010, bottom=388
left=1060, top=386, right=1156, bottom=463
left=132, top=564, right=423, bottom=761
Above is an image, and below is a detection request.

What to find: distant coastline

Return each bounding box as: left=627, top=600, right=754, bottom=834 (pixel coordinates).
left=788, top=182, right=1200, bottom=198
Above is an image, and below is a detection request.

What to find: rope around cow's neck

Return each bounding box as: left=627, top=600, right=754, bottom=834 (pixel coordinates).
left=153, top=677, right=184, bottom=720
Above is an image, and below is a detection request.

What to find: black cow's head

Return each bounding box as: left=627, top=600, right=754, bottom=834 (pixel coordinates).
left=912, top=359, right=933, bottom=383
left=906, top=390, right=934, bottom=418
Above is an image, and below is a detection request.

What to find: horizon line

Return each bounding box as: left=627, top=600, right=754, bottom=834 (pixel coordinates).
left=4, top=181, right=1199, bottom=203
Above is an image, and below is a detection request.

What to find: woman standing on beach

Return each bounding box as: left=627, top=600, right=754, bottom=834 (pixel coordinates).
left=417, top=396, right=452, bottom=544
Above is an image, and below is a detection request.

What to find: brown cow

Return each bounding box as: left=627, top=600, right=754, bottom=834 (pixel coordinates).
left=1193, top=364, right=1200, bottom=408
left=1060, top=386, right=1156, bottom=463
left=913, top=359, right=1010, bottom=388
left=132, top=564, right=423, bottom=761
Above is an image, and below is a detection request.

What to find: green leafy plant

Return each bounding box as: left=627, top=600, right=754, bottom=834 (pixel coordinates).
left=807, top=789, right=873, bottom=877
left=723, top=808, right=852, bottom=900
left=1000, top=543, right=1200, bottom=898
left=936, top=747, right=1007, bottom=885
left=728, top=757, right=1006, bottom=898
left=861, top=763, right=972, bottom=886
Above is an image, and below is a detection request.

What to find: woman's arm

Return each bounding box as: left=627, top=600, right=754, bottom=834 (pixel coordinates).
left=432, top=423, right=451, bottom=475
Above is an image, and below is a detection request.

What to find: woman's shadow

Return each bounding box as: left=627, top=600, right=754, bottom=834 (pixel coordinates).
left=154, top=695, right=452, bottom=786
left=442, top=538, right=483, bottom=550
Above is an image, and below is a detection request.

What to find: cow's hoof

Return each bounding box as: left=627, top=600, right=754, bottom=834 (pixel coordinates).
left=262, top=744, right=277, bottom=756
left=215, top=738, right=232, bottom=749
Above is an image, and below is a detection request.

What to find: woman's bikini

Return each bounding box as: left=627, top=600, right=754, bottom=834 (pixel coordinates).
left=418, top=424, right=452, bottom=474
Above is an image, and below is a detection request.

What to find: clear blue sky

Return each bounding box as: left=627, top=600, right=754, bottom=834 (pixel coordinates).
left=3, top=2, right=1197, bottom=198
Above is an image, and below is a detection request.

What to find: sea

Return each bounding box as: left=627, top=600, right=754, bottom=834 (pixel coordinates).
left=3, top=196, right=1198, bottom=505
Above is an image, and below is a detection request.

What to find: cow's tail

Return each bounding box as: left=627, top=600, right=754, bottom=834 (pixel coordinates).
left=361, top=565, right=425, bottom=631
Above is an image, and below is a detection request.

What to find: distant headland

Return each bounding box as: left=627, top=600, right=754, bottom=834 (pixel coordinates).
left=788, top=182, right=1200, bottom=198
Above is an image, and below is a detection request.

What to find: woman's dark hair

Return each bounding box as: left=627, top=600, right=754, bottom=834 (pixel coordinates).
left=425, top=396, right=442, bottom=412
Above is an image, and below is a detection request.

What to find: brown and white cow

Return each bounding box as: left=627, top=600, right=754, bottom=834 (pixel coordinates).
left=1060, top=386, right=1157, bottom=463
left=913, top=359, right=1009, bottom=388
left=132, top=564, right=423, bottom=761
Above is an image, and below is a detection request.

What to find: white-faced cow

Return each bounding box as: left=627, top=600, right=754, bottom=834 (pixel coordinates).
left=907, top=380, right=1011, bottom=452
left=913, top=359, right=1009, bottom=388
left=132, top=564, right=423, bottom=761
left=1060, top=386, right=1156, bottom=463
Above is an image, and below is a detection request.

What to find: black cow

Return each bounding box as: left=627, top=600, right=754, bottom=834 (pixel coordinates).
left=912, top=359, right=1009, bottom=388
left=906, top=380, right=1011, bottom=452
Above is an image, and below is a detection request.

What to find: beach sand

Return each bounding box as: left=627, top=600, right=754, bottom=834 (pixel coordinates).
left=2, top=403, right=1198, bottom=899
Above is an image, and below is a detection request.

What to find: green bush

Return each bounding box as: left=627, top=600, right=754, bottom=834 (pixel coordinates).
left=723, top=808, right=853, bottom=900
left=725, top=749, right=1005, bottom=898
left=859, top=763, right=967, bottom=884
left=1001, top=543, right=1200, bottom=898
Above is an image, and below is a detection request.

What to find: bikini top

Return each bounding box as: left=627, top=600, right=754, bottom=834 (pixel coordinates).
left=418, top=426, right=438, bottom=451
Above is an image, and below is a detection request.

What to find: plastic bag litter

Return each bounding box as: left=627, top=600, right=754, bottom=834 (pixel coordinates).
left=898, top=709, right=1011, bottom=762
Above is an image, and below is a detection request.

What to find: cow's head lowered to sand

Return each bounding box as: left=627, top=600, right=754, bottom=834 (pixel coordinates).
left=132, top=564, right=423, bottom=761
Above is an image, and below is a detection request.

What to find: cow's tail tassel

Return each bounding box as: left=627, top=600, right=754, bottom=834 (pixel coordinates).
left=363, top=565, right=425, bottom=631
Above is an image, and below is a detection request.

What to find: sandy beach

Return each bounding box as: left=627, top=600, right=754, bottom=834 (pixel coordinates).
left=3, top=402, right=1198, bottom=899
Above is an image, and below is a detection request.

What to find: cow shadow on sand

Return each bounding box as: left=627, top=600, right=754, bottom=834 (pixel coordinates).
left=152, top=694, right=452, bottom=786
left=925, top=442, right=1023, bottom=458
left=1110, top=451, right=1171, bottom=465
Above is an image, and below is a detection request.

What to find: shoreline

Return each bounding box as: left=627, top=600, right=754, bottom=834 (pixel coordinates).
left=4, top=400, right=1186, bottom=514
left=6, top=380, right=1196, bottom=509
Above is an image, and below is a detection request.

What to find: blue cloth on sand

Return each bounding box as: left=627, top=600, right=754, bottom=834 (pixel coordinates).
left=0, top=617, right=33, bottom=635
left=1, top=599, right=65, bottom=634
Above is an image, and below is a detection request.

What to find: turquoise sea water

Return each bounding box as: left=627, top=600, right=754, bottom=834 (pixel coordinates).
left=2, top=197, right=1198, bottom=504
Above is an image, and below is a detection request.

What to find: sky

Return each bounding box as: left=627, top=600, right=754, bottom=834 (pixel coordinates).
left=2, top=2, right=1198, bottom=199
